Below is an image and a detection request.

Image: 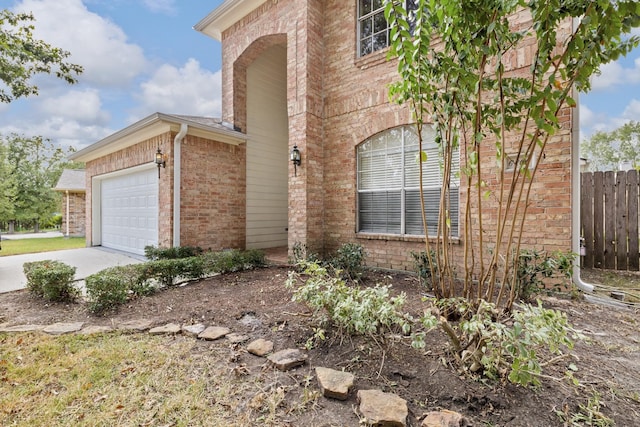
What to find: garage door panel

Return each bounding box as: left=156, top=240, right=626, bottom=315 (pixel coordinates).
left=101, top=168, right=158, bottom=255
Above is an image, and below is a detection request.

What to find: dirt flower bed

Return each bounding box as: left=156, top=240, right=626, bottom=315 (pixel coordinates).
left=1, top=266, right=639, bottom=426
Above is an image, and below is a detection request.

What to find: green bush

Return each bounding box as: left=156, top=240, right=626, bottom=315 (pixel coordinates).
left=201, top=249, right=266, bottom=274
left=138, top=256, right=206, bottom=287
left=85, top=265, right=142, bottom=314
left=517, top=250, right=575, bottom=301
left=329, top=243, right=366, bottom=280
left=23, top=260, right=78, bottom=302
left=286, top=261, right=410, bottom=336
left=144, top=245, right=203, bottom=261
left=410, top=250, right=437, bottom=288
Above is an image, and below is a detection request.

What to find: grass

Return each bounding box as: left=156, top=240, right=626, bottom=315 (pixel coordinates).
left=0, top=332, right=259, bottom=426
left=0, top=237, right=85, bottom=257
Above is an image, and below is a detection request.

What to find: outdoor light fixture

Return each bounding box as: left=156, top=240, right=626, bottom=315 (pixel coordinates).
left=155, top=147, right=166, bottom=178
left=290, top=145, right=301, bottom=176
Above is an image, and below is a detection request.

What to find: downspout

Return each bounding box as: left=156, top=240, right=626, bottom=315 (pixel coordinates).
left=173, top=123, right=188, bottom=247
left=570, top=56, right=595, bottom=293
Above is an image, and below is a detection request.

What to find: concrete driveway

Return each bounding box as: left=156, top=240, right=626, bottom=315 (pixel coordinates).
left=0, top=247, right=144, bottom=294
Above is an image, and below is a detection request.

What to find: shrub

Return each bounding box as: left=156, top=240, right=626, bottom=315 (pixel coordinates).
left=329, top=243, right=366, bottom=280
left=517, top=250, right=575, bottom=301
left=144, top=245, right=203, bottom=261
left=410, top=250, right=437, bottom=289
left=201, top=249, right=266, bottom=274
left=289, top=242, right=320, bottom=265
left=85, top=265, right=142, bottom=314
left=23, top=260, right=78, bottom=302
left=138, top=257, right=205, bottom=287
left=286, top=261, right=411, bottom=337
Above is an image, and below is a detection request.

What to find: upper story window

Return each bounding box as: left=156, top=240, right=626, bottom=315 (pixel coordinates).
left=358, top=0, right=418, bottom=57
left=357, top=125, right=460, bottom=236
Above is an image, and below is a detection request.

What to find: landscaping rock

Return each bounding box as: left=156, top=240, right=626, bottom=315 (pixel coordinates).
left=116, top=319, right=154, bottom=332
left=422, top=409, right=471, bottom=427
left=43, top=322, right=84, bottom=335
left=267, top=348, right=308, bottom=371
left=0, top=324, right=46, bottom=332
left=315, top=366, right=355, bottom=400
left=247, top=338, right=274, bottom=356
left=357, top=389, right=408, bottom=427
left=227, top=333, right=249, bottom=344
left=79, top=325, right=113, bottom=335
left=198, top=326, right=231, bottom=341
left=182, top=323, right=206, bottom=337
left=149, top=323, right=181, bottom=335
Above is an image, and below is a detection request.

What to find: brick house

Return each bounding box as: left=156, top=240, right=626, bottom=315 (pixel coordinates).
left=71, top=1, right=580, bottom=274
left=193, top=0, right=578, bottom=271
left=53, top=169, right=86, bottom=237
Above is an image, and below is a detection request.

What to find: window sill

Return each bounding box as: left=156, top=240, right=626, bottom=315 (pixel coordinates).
left=356, top=232, right=461, bottom=245
left=354, top=48, right=391, bottom=70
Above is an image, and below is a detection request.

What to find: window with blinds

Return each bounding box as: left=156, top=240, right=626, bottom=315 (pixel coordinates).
left=357, top=125, right=459, bottom=236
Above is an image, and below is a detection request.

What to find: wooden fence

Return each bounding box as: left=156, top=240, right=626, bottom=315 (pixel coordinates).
left=581, top=170, right=639, bottom=271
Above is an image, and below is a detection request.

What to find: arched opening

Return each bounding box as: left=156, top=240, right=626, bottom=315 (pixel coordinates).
left=242, top=42, right=289, bottom=249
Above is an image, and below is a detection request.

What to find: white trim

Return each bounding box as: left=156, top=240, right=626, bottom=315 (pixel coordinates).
left=194, top=0, right=268, bottom=41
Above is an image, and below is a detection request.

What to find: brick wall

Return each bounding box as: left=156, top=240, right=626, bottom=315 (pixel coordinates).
left=219, top=1, right=574, bottom=271
left=179, top=135, right=246, bottom=250
left=59, top=191, right=86, bottom=237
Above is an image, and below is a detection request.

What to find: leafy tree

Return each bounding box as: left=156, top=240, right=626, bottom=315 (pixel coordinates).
left=385, top=0, right=640, bottom=309
left=0, top=9, right=83, bottom=103
left=0, top=134, right=79, bottom=232
left=581, top=121, right=640, bottom=171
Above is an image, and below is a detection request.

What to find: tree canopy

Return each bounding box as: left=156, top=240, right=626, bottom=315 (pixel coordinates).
left=0, top=9, right=83, bottom=103
left=581, top=121, right=640, bottom=171
left=0, top=134, right=81, bottom=231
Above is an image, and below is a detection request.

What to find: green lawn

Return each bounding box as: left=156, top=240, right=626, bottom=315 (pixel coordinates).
left=0, top=237, right=85, bottom=256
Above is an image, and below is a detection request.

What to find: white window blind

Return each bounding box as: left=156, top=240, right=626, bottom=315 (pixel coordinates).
left=357, top=125, right=459, bottom=236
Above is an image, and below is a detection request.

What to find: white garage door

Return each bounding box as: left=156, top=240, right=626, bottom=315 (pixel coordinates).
left=101, top=168, right=158, bottom=255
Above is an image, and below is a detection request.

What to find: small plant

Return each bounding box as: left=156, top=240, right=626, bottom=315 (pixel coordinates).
left=286, top=261, right=411, bottom=337
left=329, top=242, right=366, bottom=280
left=556, top=391, right=615, bottom=427
left=517, top=250, right=575, bottom=301
left=85, top=265, right=143, bottom=314
left=290, top=242, right=320, bottom=265
left=411, top=250, right=437, bottom=289
left=23, top=260, right=78, bottom=302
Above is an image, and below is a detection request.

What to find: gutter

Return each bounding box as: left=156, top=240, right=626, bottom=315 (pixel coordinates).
left=173, top=123, right=188, bottom=247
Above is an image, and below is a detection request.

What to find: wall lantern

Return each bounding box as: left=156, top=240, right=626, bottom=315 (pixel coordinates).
left=155, top=147, right=166, bottom=178
left=290, top=145, right=301, bottom=176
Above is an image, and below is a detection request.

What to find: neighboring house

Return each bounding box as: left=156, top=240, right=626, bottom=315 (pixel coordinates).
left=71, top=1, right=576, bottom=271
left=53, top=169, right=86, bottom=237
left=193, top=1, right=575, bottom=270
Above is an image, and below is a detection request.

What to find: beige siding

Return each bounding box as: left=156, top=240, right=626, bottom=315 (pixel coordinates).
left=246, top=44, right=288, bottom=249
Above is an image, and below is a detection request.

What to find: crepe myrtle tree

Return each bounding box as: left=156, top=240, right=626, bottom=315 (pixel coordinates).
left=0, top=9, right=83, bottom=103
left=385, top=0, right=640, bottom=310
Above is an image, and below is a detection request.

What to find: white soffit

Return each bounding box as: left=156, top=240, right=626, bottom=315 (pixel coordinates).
left=194, top=0, right=269, bottom=41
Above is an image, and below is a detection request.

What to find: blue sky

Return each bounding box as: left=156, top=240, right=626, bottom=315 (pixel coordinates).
left=1, top=0, right=639, bottom=151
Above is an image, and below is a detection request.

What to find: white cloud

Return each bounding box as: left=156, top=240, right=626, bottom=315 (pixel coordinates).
left=590, top=56, right=640, bottom=91
left=38, top=89, right=110, bottom=125
left=581, top=98, right=640, bottom=140
left=14, top=0, right=148, bottom=88
left=131, top=58, right=222, bottom=120
left=141, top=0, right=176, bottom=14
